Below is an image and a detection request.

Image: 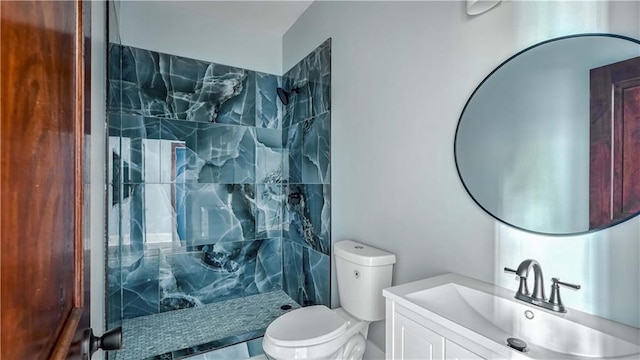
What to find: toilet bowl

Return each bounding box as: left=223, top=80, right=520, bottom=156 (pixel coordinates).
left=263, top=306, right=368, bottom=360
left=262, top=240, right=396, bottom=360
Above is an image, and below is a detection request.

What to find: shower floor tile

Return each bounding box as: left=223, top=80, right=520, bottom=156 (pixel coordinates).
left=110, top=290, right=299, bottom=360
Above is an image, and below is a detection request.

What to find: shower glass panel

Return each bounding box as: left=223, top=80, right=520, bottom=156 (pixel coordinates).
left=106, top=0, right=123, bottom=331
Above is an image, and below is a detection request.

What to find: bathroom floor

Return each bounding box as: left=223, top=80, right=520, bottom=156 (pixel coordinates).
left=110, top=290, right=299, bottom=360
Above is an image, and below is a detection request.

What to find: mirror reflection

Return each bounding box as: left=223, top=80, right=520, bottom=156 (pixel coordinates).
left=455, top=34, right=640, bottom=235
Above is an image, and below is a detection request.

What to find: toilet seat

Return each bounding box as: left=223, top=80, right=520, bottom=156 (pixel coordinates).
left=265, top=305, right=347, bottom=347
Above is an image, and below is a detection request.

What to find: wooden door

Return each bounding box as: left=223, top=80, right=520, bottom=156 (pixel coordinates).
left=0, top=1, right=90, bottom=359
left=590, top=56, right=640, bottom=229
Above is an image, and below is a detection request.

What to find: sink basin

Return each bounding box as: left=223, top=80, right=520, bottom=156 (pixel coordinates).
left=407, top=283, right=640, bottom=358
left=383, top=274, right=640, bottom=359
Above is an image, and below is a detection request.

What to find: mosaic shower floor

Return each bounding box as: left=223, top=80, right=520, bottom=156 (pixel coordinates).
left=111, top=290, right=299, bottom=360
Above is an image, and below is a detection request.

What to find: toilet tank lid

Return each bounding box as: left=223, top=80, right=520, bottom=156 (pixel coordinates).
left=334, top=240, right=396, bottom=266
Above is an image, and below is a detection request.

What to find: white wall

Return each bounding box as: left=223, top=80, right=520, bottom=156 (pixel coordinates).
left=283, top=0, right=640, bottom=351
left=118, top=1, right=285, bottom=74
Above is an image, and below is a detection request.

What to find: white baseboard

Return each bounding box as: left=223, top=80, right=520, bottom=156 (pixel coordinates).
left=363, top=340, right=384, bottom=360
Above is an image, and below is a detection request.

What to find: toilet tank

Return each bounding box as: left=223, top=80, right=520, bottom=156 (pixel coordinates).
left=334, top=240, right=396, bottom=322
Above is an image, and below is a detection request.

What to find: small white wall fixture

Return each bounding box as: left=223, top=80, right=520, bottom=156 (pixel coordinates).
left=467, top=0, right=501, bottom=15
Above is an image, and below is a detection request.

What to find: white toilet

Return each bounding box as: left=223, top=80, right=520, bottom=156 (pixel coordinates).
left=262, top=240, right=396, bottom=360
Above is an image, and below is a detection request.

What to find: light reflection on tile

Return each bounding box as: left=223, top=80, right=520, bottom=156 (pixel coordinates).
left=183, top=184, right=255, bottom=245
left=159, top=239, right=281, bottom=311
left=256, top=185, right=283, bottom=239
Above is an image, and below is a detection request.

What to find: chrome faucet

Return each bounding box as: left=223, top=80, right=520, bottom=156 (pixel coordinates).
left=504, top=259, right=580, bottom=313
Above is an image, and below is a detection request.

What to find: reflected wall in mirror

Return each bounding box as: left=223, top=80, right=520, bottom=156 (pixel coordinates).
left=455, top=34, right=640, bottom=235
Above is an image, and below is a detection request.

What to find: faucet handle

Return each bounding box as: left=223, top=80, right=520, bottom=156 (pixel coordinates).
left=548, top=278, right=580, bottom=313
left=504, top=267, right=518, bottom=275
left=552, top=277, right=581, bottom=290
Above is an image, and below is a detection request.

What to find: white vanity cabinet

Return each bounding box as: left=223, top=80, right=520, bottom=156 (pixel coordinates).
left=391, top=311, right=444, bottom=359
left=383, top=273, right=640, bottom=360
left=386, top=300, right=492, bottom=360
left=445, top=339, right=484, bottom=360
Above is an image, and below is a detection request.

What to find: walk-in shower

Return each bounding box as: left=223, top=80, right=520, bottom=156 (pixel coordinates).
left=106, top=7, right=331, bottom=358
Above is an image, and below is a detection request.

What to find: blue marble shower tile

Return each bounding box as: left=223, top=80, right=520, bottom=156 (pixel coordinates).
left=130, top=47, right=167, bottom=94
left=256, top=185, right=283, bottom=239
left=110, top=80, right=144, bottom=115
left=302, top=112, right=331, bottom=184
left=281, top=60, right=311, bottom=128
left=307, top=39, right=331, bottom=117
left=109, top=112, right=122, bottom=137
left=216, top=72, right=256, bottom=126
left=285, top=123, right=303, bottom=184
left=256, top=72, right=281, bottom=129
left=120, top=115, right=161, bottom=183
left=282, top=39, right=331, bottom=128
left=161, top=119, right=199, bottom=143
left=162, top=53, right=248, bottom=122
left=309, top=185, right=331, bottom=254
left=123, top=184, right=146, bottom=254
left=159, top=239, right=278, bottom=310
left=282, top=149, right=290, bottom=186
left=158, top=51, right=209, bottom=93
left=122, top=250, right=160, bottom=319
left=108, top=43, right=122, bottom=82
left=112, top=45, right=253, bottom=123
left=119, top=45, right=143, bottom=84
left=183, top=184, right=255, bottom=245
left=196, top=124, right=256, bottom=184
left=255, top=238, right=282, bottom=292
left=282, top=240, right=303, bottom=303
left=282, top=241, right=330, bottom=307
left=284, top=184, right=331, bottom=255
left=108, top=80, right=120, bottom=114
left=159, top=119, right=199, bottom=183
left=120, top=114, right=161, bottom=137
left=158, top=250, right=204, bottom=312
left=256, top=128, right=284, bottom=184
left=306, top=246, right=330, bottom=307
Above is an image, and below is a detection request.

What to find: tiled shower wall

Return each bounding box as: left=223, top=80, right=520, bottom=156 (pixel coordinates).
left=107, top=39, right=331, bottom=328
left=282, top=39, right=332, bottom=307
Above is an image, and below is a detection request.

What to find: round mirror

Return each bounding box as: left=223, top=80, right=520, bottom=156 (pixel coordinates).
left=455, top=34, right=640, bottom=235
